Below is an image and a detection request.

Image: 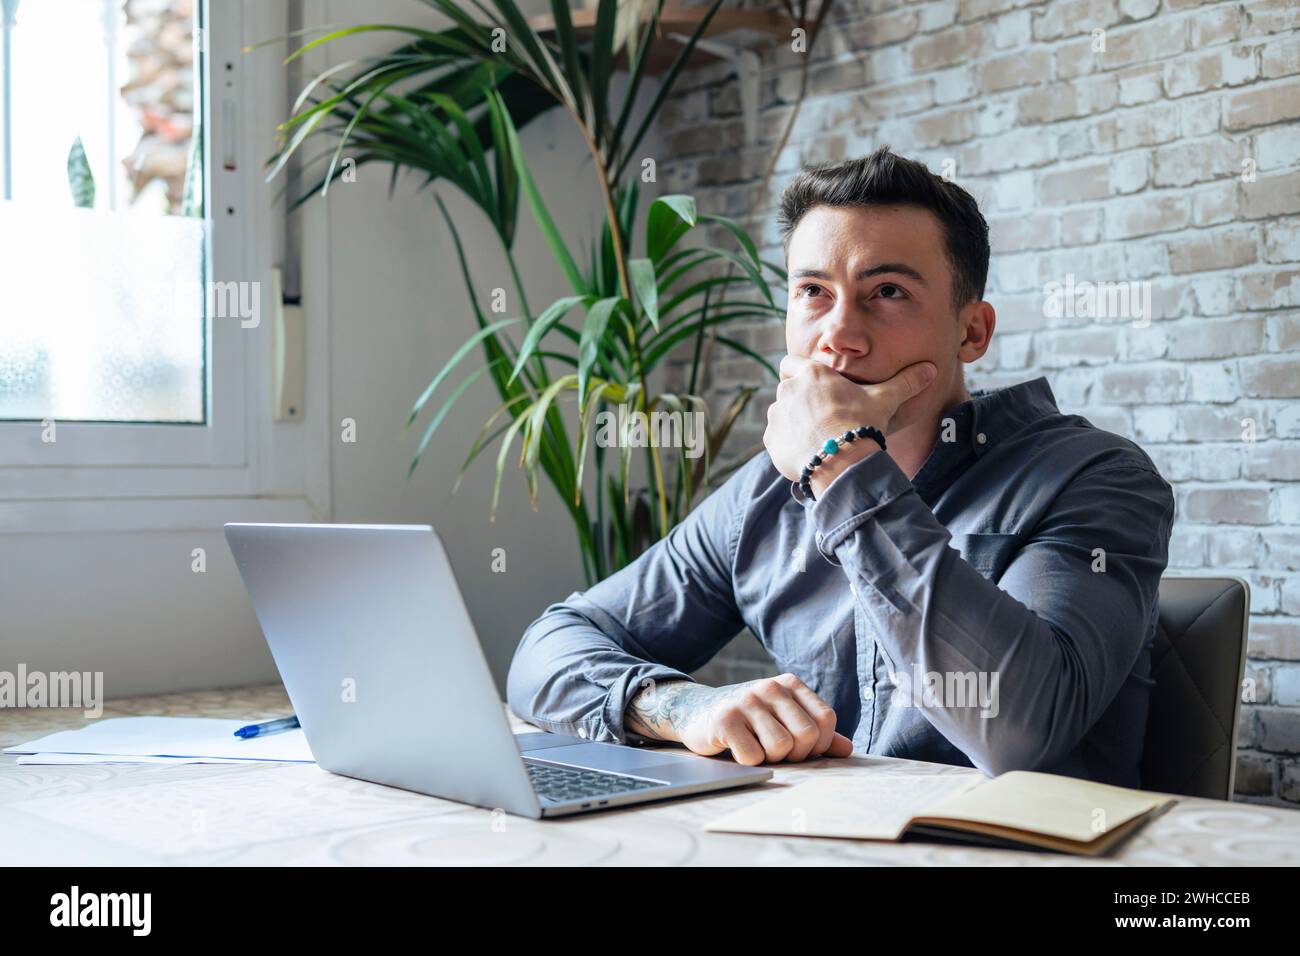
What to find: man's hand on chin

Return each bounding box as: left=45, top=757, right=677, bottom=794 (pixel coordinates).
left=763, top=356, right=937, bottom=494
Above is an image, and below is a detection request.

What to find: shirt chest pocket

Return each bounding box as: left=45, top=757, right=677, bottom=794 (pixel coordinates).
left=950, top=532, right=1021, bottom=581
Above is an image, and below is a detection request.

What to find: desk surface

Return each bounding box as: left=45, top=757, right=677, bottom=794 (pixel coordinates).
left=2, top=684, right=1297, bottom=866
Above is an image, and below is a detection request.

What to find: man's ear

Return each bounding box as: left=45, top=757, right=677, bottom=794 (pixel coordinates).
left=957, top=300, right=995, bottom=363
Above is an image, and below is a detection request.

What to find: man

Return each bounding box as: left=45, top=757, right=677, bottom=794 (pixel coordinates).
left=507, top=146, right=1175, bottom=787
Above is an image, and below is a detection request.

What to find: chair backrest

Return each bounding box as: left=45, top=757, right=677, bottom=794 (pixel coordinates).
left=1141, top=576, right=1250, bottom=801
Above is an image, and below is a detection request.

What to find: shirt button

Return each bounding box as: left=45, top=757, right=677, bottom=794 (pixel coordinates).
left=976, top=432, right=987, bottom=445
left=577, top=726, right=588, bottom=739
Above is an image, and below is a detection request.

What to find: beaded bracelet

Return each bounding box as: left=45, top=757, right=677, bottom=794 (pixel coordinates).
left=797, top=425, right=887, bottom=501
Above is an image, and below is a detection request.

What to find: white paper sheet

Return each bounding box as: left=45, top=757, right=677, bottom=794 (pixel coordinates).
left=14, top=752, right=249, bottom=765
left=4, top=716, right=315, bottom=763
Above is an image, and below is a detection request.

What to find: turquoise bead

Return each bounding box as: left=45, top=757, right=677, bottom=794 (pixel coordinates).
left=822, top=438, right=839, bottom=455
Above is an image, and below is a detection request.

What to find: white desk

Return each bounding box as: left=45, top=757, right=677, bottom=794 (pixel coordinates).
left=2, top=684, right=1298, bottom=866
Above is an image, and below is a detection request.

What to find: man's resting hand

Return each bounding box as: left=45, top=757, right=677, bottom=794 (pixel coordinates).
left=624, top=674, right=855, bottom=765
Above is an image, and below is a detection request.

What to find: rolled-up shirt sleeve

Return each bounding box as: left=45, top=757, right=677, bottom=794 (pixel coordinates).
left=809, top=448, right=1174, bottom=778
left=506, top=461, right=750, bottom=746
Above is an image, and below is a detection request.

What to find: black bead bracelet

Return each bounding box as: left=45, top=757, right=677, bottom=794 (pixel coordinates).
left=796, top=425, right=886, bottom=501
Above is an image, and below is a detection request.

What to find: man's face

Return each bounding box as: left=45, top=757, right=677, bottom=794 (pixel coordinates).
left=784, top=203, right=974, bottom=429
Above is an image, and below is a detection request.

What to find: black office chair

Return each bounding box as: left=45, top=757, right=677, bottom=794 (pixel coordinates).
left=1141, top=577, right=1250, bottom=801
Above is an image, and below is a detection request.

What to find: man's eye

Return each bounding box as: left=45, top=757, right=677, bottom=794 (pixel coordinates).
left=798, top=284, right=824, bottom=298
left=879, top=284, right=904, bottom=298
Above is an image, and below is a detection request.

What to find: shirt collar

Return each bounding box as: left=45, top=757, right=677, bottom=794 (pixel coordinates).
left=906, top=376, right=1060, bottom=503
left=955, top=375, right=1060, bottom=455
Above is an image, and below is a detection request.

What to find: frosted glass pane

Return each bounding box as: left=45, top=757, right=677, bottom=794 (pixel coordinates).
left=0, top=202, right=207, bottom=423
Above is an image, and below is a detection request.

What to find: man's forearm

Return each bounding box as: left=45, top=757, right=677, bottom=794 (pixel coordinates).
left=625, top=679, right=717, bottom=743
left=507, top=598, right=705, bottom=743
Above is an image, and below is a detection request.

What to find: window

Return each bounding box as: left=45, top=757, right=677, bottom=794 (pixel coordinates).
left=0, top=0, right=318, bottom=525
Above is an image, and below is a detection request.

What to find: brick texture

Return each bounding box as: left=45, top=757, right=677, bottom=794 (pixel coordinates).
left=657, top=0, right=1300, bottom=806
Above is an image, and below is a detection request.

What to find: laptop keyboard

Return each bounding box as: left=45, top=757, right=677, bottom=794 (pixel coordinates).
left=525, top=760, right=662, bottom=804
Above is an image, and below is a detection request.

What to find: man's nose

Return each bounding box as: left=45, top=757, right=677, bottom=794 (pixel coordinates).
left=819, top=302, right=870, bottom=357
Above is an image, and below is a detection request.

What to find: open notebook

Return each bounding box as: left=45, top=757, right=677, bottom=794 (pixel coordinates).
left=705, top=769, right=1178, bottom=856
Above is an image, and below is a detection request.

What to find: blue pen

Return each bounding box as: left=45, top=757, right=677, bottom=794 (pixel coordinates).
left=233, top=716, right=300, bottom=738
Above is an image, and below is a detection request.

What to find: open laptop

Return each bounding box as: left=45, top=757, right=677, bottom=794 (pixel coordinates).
left=224, top=523, right=771, bottom=818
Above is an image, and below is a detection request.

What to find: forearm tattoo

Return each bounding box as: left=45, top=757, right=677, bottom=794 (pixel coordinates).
left=626, top=679, right=753, bottom=741
left=626, top=679, right=718, bottom=741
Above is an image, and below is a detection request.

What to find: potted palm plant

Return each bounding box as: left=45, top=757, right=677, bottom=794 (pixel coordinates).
left=266, top=0, right=790, bottom=585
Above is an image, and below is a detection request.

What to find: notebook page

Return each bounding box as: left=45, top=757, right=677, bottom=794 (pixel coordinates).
left=705, top=771, right=982, bottom=840
left=914, top=770, right=1172, bottom=843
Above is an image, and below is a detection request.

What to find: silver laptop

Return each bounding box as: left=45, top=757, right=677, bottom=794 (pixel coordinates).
left=224, top=523, right=771, bottom=818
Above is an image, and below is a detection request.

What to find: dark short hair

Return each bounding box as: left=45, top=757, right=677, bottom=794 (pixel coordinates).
left=777, top=146, right=990, bottom=311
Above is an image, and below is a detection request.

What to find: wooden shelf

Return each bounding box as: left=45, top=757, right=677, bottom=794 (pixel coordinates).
left=526, top=4, right=794, bottom=74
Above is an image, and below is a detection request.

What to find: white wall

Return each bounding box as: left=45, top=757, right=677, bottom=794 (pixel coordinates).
left=316, top=0, right=671, bottom=685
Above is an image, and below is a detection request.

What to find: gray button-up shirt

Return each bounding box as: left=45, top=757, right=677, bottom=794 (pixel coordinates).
left=507, top=376, right=1176, bottom=787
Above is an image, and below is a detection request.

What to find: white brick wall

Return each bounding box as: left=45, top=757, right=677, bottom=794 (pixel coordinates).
left=657, top=0, right=1300, bottom=805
